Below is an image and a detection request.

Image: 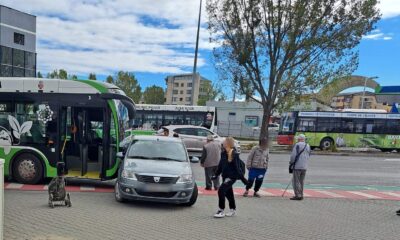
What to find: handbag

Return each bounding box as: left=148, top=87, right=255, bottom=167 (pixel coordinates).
left=289, top=144, right=307, bottom=174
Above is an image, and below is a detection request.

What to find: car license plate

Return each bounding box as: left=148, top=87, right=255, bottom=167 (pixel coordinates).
left=145, top=184, right=170, bottom=192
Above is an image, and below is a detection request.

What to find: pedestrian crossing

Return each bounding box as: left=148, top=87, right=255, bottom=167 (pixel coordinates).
left=4, top=182, right=400, bottom=201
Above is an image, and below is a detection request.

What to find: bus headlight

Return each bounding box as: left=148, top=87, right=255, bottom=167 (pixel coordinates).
left=177, top=174, right=193, bottom=184
left=121, top=169, right=137, bottom=180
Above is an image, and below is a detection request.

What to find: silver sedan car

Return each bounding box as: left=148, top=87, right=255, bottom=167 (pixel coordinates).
left=115, top=135, right=198, bottom=206
left=158, top=125, right=241, bottom=153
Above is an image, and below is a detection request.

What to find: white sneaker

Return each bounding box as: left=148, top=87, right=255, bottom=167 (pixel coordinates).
left=225, top=209, right=236, bottom=217
left=213, top=210, right=225, bottom=218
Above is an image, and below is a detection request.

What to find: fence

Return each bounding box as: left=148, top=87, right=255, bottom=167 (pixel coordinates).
left=0, top=159, right=4, bottom=240
left=216, top=121, right=278, bottom=140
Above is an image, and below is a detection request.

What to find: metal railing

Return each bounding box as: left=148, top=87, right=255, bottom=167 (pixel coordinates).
left=216, top=121, right=278, bottom=140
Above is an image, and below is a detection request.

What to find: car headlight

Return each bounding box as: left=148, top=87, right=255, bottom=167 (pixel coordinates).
left=121, top=169, right=137, bottom=180
left=177, top=174, right=193, bottom=183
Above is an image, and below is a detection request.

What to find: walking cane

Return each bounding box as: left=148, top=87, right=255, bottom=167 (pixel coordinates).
left=282, top=177, right=292, bottom=197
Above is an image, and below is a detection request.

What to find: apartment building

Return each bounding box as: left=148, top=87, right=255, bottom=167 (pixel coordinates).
left=164, top=73, right=211, bottom=105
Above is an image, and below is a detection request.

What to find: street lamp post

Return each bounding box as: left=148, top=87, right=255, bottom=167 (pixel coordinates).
left=361, top=76, right=378, bottom=109
left=192, top=0, right=202, bottom=105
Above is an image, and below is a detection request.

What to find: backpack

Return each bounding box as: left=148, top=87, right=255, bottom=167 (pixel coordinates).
left=236, top=157, right=246, bottom=176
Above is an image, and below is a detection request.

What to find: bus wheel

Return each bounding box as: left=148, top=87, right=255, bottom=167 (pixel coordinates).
left=13, top=153, right=43, bottom=184
left=320, top=138, right=333, bottom=151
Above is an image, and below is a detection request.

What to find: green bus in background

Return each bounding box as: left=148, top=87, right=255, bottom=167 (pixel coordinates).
left=278, top=110, right=400, bottom=152
left=0, top=78, right=135, bottom=184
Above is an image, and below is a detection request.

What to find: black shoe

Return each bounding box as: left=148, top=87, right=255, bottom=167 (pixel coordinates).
left=290, top=197, right=302, bottom=201
left=396, top=209, right=400, bottom=215
left=205, top=187, right=212, bottom=190
left=214, top=187, right=219, bottom=191
left=253, top=192, right=261, bottom=198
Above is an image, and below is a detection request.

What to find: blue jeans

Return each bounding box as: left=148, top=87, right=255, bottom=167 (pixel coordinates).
left=246, top=168, right=267, bottom=192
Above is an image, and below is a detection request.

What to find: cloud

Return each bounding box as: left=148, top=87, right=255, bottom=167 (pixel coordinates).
left=363, top=29, right=393, bottom=41
left=379, top=0, right=400, bottom=19
left=1, top=0, right=211, bottom=76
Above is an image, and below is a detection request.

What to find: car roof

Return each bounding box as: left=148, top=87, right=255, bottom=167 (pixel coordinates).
left=132, top=135, right=183, bottom=143
left=163, top=125, right=208, bottom=130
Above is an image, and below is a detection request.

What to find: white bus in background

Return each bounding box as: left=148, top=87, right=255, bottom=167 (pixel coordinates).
left=133, top=104, right=216, bottom=133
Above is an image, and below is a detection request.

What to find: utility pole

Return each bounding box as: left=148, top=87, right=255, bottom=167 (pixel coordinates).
left=361, top=76, right=378, bottom=109
left=192, top=0, right=202, bottom=105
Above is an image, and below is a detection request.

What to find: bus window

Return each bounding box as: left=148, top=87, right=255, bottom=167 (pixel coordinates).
left=298, top=118, right=315, bottom=132
left=280, top=113, right=295, bottom=133
left=365, top=119, right=386, bottom=134
left=386, top=120, right=400, bottom=134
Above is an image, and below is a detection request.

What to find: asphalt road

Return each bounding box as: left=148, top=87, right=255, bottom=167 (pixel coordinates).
left=191, top=153, right=400, bottom=187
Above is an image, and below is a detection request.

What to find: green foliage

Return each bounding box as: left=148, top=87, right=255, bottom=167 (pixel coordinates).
left=114, top=71, right=142, bottom=103
left=207, top=0, right=380, bottom=139
left=47, top=69, right=68, bottom=79
left=106, top=75, right=114, bottom=84
left=197, top=81, right=221, bottom=106
left=143, top=85, right=165, bottom=104
left=88, top=73, right=97, bottom=80
left=69, top=75, right=78, bottom=80
left=37, top=72, right=43, bottom=78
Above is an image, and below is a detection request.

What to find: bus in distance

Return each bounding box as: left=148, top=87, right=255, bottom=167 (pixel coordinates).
left=0, top=78, right=135, bottom=184
left=277, top=111, right=400, bottom=152
left=132, top=104, right=216, bottom=135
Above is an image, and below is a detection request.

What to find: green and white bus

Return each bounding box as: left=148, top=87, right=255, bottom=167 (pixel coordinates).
left=277, top=110, right=400, bottom=152
left=0, top=78, right=135, bottom=184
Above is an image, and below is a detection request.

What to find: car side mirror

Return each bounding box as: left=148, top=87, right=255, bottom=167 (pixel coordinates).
left=189, top=156, right=200, bottom=163
left=116, top=152, right=125, bottom=159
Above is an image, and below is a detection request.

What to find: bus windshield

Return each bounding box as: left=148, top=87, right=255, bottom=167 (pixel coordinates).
left=280, top=112, right=296, bottom=134
left=115, top=100, right=131, bottom=139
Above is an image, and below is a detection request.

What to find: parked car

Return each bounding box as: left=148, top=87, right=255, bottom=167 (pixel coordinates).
left=252, top=123, right=280, bottom=132
left=115, top=135, right=198, bottom=206
left=158, top=125, right=241, bottom=153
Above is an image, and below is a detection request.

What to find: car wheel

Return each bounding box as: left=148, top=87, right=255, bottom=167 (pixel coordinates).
left=114, top=181, right=126, bottom=203
left=182, top=183, right=198, bottom=207
left=320, top=138, right=333, bottom=151
left=13, top=153, right=43, bottom=184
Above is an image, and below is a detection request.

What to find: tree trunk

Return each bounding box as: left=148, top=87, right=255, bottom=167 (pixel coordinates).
left=259, top=104, right=271, bottom=142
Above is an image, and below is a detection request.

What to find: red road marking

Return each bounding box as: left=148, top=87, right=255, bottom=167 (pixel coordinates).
left=4, top=182, right=400, bottom=200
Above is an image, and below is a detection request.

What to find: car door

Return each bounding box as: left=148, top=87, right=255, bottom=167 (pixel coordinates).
left=174, top=128, right=198, bottom=151
left=192, top=128, right=212, bottom=150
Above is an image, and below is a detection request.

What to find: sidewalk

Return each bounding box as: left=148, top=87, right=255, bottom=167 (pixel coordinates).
left=5, top=190, right=400, bottom=240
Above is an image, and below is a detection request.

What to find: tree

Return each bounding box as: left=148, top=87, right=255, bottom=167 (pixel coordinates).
left=47, top=69, right=68, bottom=79
left=37, top=72, right=43, bottom=78
left=207, top=0, right=380, bottom=140
left=69, top=74, right=78, bottom=80
left=114, top=71, right=142, bottom=103
left=88, top=73, right=97, bottom=80
left=143, top=85, right=165, bottom=104
left=197, top=81, right=221, bottom=106
left=106, top=75, right=114, bottom=84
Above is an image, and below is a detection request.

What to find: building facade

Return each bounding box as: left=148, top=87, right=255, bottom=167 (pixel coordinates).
left=330, top=92, right=386, bottom=110
left=164, top=73, right=211, bottom=106
left=0, top=5, right=36, bottom=77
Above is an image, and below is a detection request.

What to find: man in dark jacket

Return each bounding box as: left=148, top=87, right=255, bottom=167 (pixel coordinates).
left=200, top=135, right=221, bottom=190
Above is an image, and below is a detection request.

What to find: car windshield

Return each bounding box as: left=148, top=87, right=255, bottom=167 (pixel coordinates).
left=127, top=139, right=187, bottom=162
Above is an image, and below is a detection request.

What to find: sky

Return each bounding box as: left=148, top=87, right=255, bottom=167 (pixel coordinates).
left=2, top=0, right=400, bottom=96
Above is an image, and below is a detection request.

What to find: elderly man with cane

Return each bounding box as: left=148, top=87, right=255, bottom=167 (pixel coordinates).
left=288, top=134, right=311, bottom=200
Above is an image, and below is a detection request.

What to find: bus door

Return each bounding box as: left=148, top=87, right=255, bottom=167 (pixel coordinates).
left=61, top=106, right=104, bottom=178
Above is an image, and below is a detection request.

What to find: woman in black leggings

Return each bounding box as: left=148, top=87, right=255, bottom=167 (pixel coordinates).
left=212, top=137, right=248, bottom=218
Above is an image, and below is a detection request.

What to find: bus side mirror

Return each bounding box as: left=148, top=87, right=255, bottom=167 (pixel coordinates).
left=116, top=152, right=125, bottom=159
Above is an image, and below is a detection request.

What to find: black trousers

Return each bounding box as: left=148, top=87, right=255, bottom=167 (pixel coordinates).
left=245, top=178, right=263, bottom=192
left=218, top=178, right=236, bottom=210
